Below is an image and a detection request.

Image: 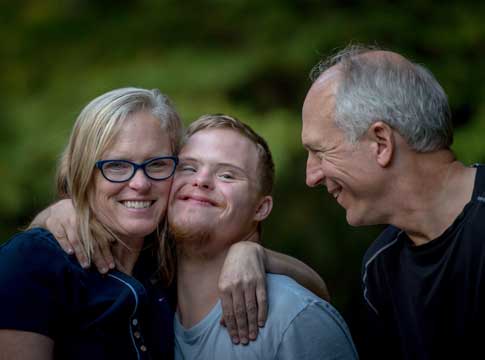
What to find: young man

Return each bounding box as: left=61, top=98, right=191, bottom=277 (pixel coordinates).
left=302, top=44, right=485, bottom=359
left=169, top=114, right=357, bottom=359
left=29, top=113, right=356, bottom=359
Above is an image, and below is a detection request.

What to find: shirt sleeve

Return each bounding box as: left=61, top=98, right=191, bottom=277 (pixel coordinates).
left=275, top=301, right=359, bottom=360
left=0, top=228, right=74, bottom=338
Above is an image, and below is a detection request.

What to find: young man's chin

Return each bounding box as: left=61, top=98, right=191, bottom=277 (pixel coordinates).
left=169, top=218, right=213, bottom=241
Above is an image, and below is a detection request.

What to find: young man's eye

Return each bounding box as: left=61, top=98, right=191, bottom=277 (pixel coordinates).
left=181, top=165, right=196, bottom=172
left=219, top=173, right=234, bottom=180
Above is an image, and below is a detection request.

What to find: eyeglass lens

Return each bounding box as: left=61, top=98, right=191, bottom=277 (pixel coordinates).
left=101, top=158, right=176, bottom=181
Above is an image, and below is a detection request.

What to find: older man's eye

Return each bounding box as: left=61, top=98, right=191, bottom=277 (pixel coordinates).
left=314, top=150, right=327, bottom=161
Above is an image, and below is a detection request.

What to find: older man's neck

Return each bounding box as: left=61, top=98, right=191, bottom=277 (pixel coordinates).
left=389, top=153, right=475, bottom=246
left=176, top=248, right=229, bottom=329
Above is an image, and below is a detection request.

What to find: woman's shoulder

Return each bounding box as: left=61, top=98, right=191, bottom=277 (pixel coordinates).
left=0, top=227, right=77, bottom=272
left=2, top=227, right=63, bottom=253
left=0, top=228, right=82, bottom=338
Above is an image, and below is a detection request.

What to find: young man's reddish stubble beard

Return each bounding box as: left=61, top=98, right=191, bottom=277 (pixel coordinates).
left=168, top=211, right=216, bottom=260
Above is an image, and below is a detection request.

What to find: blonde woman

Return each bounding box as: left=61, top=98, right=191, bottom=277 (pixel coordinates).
left=0, top=87, right=328, bottom=359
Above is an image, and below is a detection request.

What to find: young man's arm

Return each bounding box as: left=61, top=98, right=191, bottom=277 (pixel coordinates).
left=29, top=199, right=114, bottom=271
left=275, top=301, right=358, bottom=360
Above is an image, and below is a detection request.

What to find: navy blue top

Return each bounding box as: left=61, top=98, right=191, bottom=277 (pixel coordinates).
left=0, top=227, right=175, bottom=359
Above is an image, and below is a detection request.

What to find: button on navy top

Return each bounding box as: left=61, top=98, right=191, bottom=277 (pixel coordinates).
left=0, top=228, right=175, bottom=359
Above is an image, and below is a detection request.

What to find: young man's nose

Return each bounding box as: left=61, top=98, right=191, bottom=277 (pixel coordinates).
left=192, top=169, right=214, bottom=190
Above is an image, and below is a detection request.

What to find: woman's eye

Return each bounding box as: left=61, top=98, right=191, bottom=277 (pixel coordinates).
left=147, top=159, right=169, bottom=170
left=104, top=161, right=130, bottom=172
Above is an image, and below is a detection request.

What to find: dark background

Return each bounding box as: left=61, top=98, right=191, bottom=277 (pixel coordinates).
left=1, top=0, right=484, bottom=347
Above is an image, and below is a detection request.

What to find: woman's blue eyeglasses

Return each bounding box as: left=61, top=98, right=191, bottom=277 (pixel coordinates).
left=95, top=156, right=178, bottom=183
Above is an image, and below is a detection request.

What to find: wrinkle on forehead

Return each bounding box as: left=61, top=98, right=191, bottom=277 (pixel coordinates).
left=303, top=67, right=339, bottom=122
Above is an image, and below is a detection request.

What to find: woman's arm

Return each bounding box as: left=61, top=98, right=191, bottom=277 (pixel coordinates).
left=264, top=248, right=330, bottom=301
left=0, top=330, right=53, bottom=360
left=219, top=241, right=330, bottom=345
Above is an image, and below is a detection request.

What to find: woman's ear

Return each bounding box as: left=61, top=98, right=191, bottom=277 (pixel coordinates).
left=254, top=196, right=273, bottom=222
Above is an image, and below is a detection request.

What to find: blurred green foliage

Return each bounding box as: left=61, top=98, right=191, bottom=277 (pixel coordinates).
left=1, top=0, right=484, bottom=338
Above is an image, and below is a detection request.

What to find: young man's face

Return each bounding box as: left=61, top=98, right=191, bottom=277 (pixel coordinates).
left=168, top=128, right=270, bottom=255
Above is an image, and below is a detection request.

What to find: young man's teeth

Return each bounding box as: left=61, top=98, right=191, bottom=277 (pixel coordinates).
left=122, top=201, right=151, bottom=209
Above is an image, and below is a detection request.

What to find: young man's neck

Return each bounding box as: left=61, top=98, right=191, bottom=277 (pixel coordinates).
left=175, top=229, right=260, bottom=328
left=176, top=245, right=229, bottom=329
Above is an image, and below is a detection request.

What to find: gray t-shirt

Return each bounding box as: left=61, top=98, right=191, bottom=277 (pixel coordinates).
left=174, top=274, right=358, bottom=359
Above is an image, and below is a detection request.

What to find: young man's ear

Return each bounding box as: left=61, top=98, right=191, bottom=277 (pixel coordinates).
left=367, top=121, right=394, bottom=167
left=254, top=196, right=273, bottom=222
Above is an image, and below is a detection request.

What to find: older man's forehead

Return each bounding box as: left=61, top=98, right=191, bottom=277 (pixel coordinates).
left=303, top=71, right=338, bottom=120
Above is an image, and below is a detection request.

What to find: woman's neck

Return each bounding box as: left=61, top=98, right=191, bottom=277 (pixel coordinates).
left=111, top=237, right=144, bottom=275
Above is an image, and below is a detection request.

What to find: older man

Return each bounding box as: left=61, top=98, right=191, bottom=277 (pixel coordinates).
left=302, top=45, right=485, bottom=359
left=169, top=114, right=357, bottom=359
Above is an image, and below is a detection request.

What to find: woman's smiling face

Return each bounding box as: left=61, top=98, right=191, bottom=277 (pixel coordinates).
left=92, top=111, right=174, bottom=243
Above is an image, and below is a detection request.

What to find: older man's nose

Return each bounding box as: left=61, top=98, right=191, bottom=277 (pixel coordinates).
left=306, top=155, right=325, bottom=188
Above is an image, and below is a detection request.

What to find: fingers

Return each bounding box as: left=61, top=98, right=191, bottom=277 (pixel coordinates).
left=218, top=241, right=268, bottom=344
left=232, top=286, right=249, bottom=345
left=92, top=236, right=115, bottom=274
left=255, top=277, right=268, bottom=328
left=99, top=239, right=115, bottom=271
left=50, top=221, right=73, bottom=255
left=220, top=282, right=262, bottom=345
left=67, top=224, right=89, bottom=269
left=244, top=283, right=259, bottom=341
left=220, top=291, right=240, bottom=344
left=92, top=241, right=111, bottom=274
left=63, top=220, right=89, bottom=269
left=49, top=219, right=89, bottom=269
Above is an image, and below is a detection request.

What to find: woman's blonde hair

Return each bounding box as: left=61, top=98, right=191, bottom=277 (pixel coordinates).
left=56, top=87, right=182, bottom=270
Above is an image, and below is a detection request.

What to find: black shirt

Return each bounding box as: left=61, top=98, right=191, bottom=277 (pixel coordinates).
left=0, top=228, right=175, bottom=359
left=360, top=165, right=485, bottom=360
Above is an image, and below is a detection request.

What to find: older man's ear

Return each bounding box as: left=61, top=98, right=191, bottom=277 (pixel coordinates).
left=367, top=121, right=396, bottom=168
